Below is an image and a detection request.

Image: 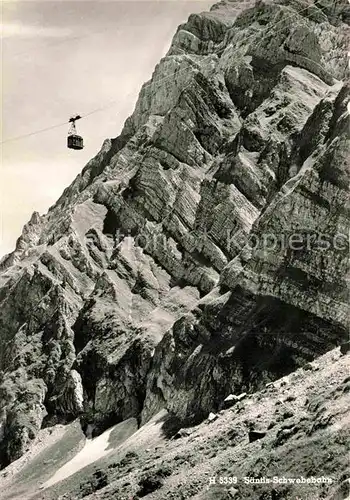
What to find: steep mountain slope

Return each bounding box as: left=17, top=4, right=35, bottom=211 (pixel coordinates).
left=0, top=348, right=349, bottom=500
left=0, top=0, right=349, bottom=485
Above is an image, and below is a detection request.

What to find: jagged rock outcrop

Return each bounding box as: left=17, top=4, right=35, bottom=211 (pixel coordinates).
left=143, top=78, right=349, bottom=424
left=0, top=0, right=349, bottom=468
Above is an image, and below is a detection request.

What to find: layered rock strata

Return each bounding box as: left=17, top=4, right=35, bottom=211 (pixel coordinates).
left=0, top=0, right=348, bottom=467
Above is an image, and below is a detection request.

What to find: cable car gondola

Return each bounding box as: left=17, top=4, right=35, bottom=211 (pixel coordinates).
left=67, top=115, right=84, bottom=150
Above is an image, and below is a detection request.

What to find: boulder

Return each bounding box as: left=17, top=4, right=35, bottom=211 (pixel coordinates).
left=248, top=430, right=267, bottom=443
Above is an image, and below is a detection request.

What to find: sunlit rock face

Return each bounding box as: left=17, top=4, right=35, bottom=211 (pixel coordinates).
left=0, top=0, right=349, bottom=466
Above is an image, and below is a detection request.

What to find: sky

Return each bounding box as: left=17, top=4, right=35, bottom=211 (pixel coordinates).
left=0, top=0, right=213, bottom=258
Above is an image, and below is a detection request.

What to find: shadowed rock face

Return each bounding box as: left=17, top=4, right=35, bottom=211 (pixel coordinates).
left=0, top=0, right=349, bottom=467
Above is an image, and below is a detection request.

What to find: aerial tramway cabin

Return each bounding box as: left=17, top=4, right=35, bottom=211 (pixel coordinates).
left=67, top=115, right=84, bottom=150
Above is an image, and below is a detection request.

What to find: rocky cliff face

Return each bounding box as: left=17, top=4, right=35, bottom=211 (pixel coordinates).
left=0, top=0, right=349, bottom=471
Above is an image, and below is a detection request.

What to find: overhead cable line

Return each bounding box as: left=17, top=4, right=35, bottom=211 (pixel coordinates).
left=0, top=3, right=320, bottom=146
left=0, top=101, right=124, bottom=145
